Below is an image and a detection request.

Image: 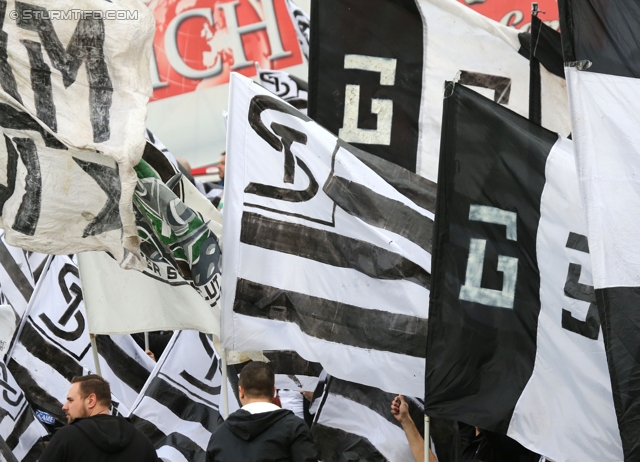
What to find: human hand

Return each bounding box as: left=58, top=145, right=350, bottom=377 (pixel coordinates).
left=391, top=395, right=410, bottom=425
left=145, top=349, right=156, bottom=362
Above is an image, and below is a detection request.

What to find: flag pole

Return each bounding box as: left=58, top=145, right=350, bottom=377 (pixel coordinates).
left=5, top=254, right=53, bottom=362
left=424, top=415, right=430, bottom=462
left=90, top=334, right=102, bottom=376
left=221, top=348, right=229, bottom=418
left=144, top=332, right=150, bottom=352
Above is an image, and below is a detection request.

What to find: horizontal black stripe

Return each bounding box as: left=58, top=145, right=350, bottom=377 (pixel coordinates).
left=324, top=176, right=432, bottom=253
left=0, top=239, right=33, bottom=302
left=234, top=279, right=428, bottom=357
left=96, top=335, right=150, bottom=394
left=328, top=378, right=401, bottom=430
left=146, top=377, right=223, bottom=431
left=263, top=351, right=322, bottom=377
left=132, top=417, right=206, bottom=462
left=241, top=212, right=430, bottom=288
left=338, top=140, right=437, bottom=214
left=7, top=359, right=65, bottom=423
left=19, top=320, right=83, bottom=381
left=311, top=424, right=387, bottom=462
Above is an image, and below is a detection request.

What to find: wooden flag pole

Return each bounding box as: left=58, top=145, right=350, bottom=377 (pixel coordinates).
left=5, top=254, right=54, bottom=362
left=90, top=334, right=102, bottom=376
left=221, top=348, right=229, bottom=419
left=425, top=415, right=430, bottom=462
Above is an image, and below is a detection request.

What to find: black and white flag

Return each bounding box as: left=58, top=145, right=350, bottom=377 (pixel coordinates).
left=257, top=65, right=308, bottom=114
left=312, top=376, right=425, bottom=462
left=7, top=255, right=154, bottom=422
left=130, top=330, right=238, bottom=462
left=78, top=140, right=224, bottom=337
left=0, top=361, right=46, bottom=462
left=0, top=0, right=155, bottom=268
left=559, top=2, right=640, bottom=458
left=285, top=0, right=310, bottom=61
left=0, top=234, right=33, bottom=332
left=308, top=0, right=570, bottom=180
left=424, top=83, right=621, bottom=461
left=223, top=73, right=433, bottom=397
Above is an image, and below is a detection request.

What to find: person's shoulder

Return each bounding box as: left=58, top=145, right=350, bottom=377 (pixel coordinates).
left=49, top=422, right=84, bottom=443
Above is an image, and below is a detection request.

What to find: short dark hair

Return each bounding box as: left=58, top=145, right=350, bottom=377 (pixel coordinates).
left=239, top=362, right=274, bottom=399
left=71, top=375, right=111, bottom=407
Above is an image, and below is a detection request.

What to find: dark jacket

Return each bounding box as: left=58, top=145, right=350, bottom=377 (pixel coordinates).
left=39, top=414, right=158, bottom=462
left=207, top=408, right=317, bottom=462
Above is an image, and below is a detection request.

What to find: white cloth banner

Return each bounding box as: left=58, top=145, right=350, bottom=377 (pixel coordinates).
left=130, top=330, right=238, bottom=462
left=0, top=0, right=154, bottom=268
left=223, top=73, right=431, bottom=397
left=79, top=139, right=224, bottom=336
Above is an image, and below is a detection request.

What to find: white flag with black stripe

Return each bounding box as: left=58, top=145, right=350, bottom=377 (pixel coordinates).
left=0, top=361, right=46, bottom=462
left=130, top=330, right=238, bottom=462
left=7, top=255, right=154, bottom=423
left=0, top=235, right=34, bottom=323
left=223, top=73, right=433, bottom=397
left=312, top=376, right=424, bottom=462
left=559, top=3, right=640, bottom=458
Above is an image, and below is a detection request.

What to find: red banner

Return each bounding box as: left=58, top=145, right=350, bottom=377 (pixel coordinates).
left=147, top=0, right=303, bottom=102
left=457, top=0, right=560, bottom=31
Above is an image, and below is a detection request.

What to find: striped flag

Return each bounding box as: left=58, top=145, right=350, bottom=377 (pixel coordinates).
left=311, top=376, right=424, bottom=462
left=130, top=330, right=238, bottom=462
left=424, top=83, right=621, bottom=461
left=0, top=361, right=46, bottom=462
left=222, top=73, right=433, bottom=397
left=7, top=255, right=154, bottom=423
left=0, top=234, right=34, bottom=322
left=559, top=2, right=640, bottom=458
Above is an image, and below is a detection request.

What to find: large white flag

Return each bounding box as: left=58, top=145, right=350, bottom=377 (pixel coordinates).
left=0, top=0, right=154, bottom=268
left=223, top=73, right=433, bottom=397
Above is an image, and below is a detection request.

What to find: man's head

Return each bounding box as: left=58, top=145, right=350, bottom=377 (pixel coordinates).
left=218, top=153, right=226, bottom=180
left=238, top=361, right=275, bottom=406
left=63, top=375, right=111, bottom=424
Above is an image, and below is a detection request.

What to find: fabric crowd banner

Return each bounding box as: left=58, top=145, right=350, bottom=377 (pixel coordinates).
left=257, top=65, right=308, bottom=113
left=7, top=255, right=154, bottom=421
left=308, top=0, right=570, bottom=180
left=559, top=4, right=640, bottom=459
left=285, top=0, right=310, bottom=61
left=223, top=73, right=434, bottom=397
left=311, top=376, right=424, bottom=462
left=79, top=141, right=224, bottom=336
left=130, top=330, right=238, bottom=462
left=0, top=234, right=34, bottom=324
left=0, top=0, right=155, bottom=268
left=424, top=83, right=622, bottom=461
left=0, top=361, right=46, bottom=462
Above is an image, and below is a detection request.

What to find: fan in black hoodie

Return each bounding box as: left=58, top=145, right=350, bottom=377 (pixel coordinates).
left=207, top=361, right=317, bottom=462
left=40, top=375, right=158, bottom=462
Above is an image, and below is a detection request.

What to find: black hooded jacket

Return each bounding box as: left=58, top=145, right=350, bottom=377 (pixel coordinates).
left=39, top=414, right=159, bottom=462
left=207, top=408, right=318, bottom=462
